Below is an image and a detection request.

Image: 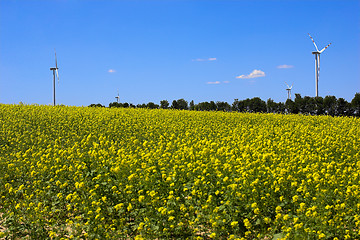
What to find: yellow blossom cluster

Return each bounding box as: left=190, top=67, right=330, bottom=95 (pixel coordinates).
left=0, top=104, right=359, bottom=239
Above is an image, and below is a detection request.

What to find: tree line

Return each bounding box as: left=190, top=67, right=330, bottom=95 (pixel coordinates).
left=89, top=93, right=360, bottom=117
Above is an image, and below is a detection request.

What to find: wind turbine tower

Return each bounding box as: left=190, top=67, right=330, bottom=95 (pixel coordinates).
left=308, top=33, right=331, bottom=97
left=285, top=82, right=293, bottom=100
left=115, top=90, right=120, bottom=103
left=50, top=49, right=60, bottom=106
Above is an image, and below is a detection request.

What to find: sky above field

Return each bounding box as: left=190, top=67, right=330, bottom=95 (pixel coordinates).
left=0, top=0, right=359, bottom=106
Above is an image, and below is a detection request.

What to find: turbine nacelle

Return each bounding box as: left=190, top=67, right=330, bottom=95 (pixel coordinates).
left=285, top=82, right=293, bottom=90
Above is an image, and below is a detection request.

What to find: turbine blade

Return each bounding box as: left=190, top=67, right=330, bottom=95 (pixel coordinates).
left=285, top=81, right=290, bottom=88
left=55, top=49, right=58, bottom=68
left=56, top=69, right=59, bottom=83
left=308, top=33, right=319, bottom=52
left=319, top=43, right=331, bottom=53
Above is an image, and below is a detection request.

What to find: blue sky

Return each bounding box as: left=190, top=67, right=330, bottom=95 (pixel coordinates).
left=0, top=0, right=359, bottom=106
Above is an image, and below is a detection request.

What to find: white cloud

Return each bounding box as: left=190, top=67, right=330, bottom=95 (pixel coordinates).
left=108, top=69, right=116, bottom=73
left=236, top=69, right=265, bottom=79
left=193, top=57, right=217, bottom=62
left=277, top=64, right=294, bottom=69
left=207, top=81, right=221, bottom=84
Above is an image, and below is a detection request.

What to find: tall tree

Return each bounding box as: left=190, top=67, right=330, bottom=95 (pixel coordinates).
left=209, top=101, right=217, bottom=111
left=189, top=100, right=195, bottom=110
left=137, top=103, right=147, bottom=108
left=303, top=96, right=316, bottom=115
left=109, top=102, right=123, bottom=108
left=267, top=98, right=277, bottom=113
left=196, top=101, right=210, bottom=111
left=176, top=99, right=188, bottom=110
left=324, top=96, right=337, bottom=116
left=160, top=100, right=169, bottom=109
left=216, top=101, right=231, bottom=111
left=171, top=100, right=178, bottom=109
left=314, top=96, right=325, bottom=115
left=277, top=102, right=286, bottom=114
left=249, top=97, right=267, bottom=113
left=294, top=94, right=304, bottom=113
left=336, top=98, right=348, bottom=116
left=285, top=99, right=299, bottom=114
left=232, top=99, right=239, bottom=111
left=237, top=100, right=246, bottom=112
left=351, top=93, right=360, bottom=117
left=147, top=102, right=159, bottom=109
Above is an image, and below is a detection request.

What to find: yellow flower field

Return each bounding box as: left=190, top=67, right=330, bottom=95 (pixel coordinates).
left=0, top=104, right=359, bottom=239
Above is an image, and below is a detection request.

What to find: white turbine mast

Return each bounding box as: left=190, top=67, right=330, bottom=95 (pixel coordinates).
left=115, top=90, right=120, bottom=103
left=308, top=33, right=331, bottom=97
left=285, top=82, right=293, bottom=100
left=50, top=49, right=60, bottom=106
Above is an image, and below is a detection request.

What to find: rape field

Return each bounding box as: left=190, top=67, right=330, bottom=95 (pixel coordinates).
left=0, top=105, right=359, bottom=240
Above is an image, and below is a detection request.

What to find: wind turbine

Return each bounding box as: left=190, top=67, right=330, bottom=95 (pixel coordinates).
left=308, top=33, right=331, bottom=97
left=285, top=82, right=293, bottom=100
left=50, top=49, right=60, bottom=106
left=115, top=90, right=120, bottom=103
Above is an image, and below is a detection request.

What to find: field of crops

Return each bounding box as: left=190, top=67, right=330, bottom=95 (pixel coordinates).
left=0, top=105, right=359, bottom=239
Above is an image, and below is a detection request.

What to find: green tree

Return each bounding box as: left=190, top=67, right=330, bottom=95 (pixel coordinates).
left=109, top=102, right=123, bottom=108
left=324, top=95, right=337, bottom=116
left=196, top=102, right=210, bottom=111
left=303, top=96, right=316, bottom=115
left=336, top=98, right=348, bottom=116
left=89, top=103, right=105, bottom=107
left=147, top=102, right=159, bottom=109
left=248, top=97, right=267, bottom=113
left=294, top=94, right=304, bottom=113
left=236, top=100, right=246, bottom=112
left=160, top=100, right=169, bottom=109
left=266, top=98, right=277, bottom=113
left=232, top=99, right=239, bottom=111
left=277, top=102, right=286, bottom=114
left=189, top=100, right=195, bottom=110
left=351, top=93, right=360, bottom=117
left=314, top=96, right=325, bottom=115
left=216, top=101, right=231, bottom=111
left=342, top=100, right=354, bottom=116
left=209, top=101, right=217, bottom=111
left=285, top=99, right=299, bottom=114
left=171, top=100, right=178, bottom=109
left=176, top=99, right=188, bottom=110
left=137, top=103, right=147, bottom=108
